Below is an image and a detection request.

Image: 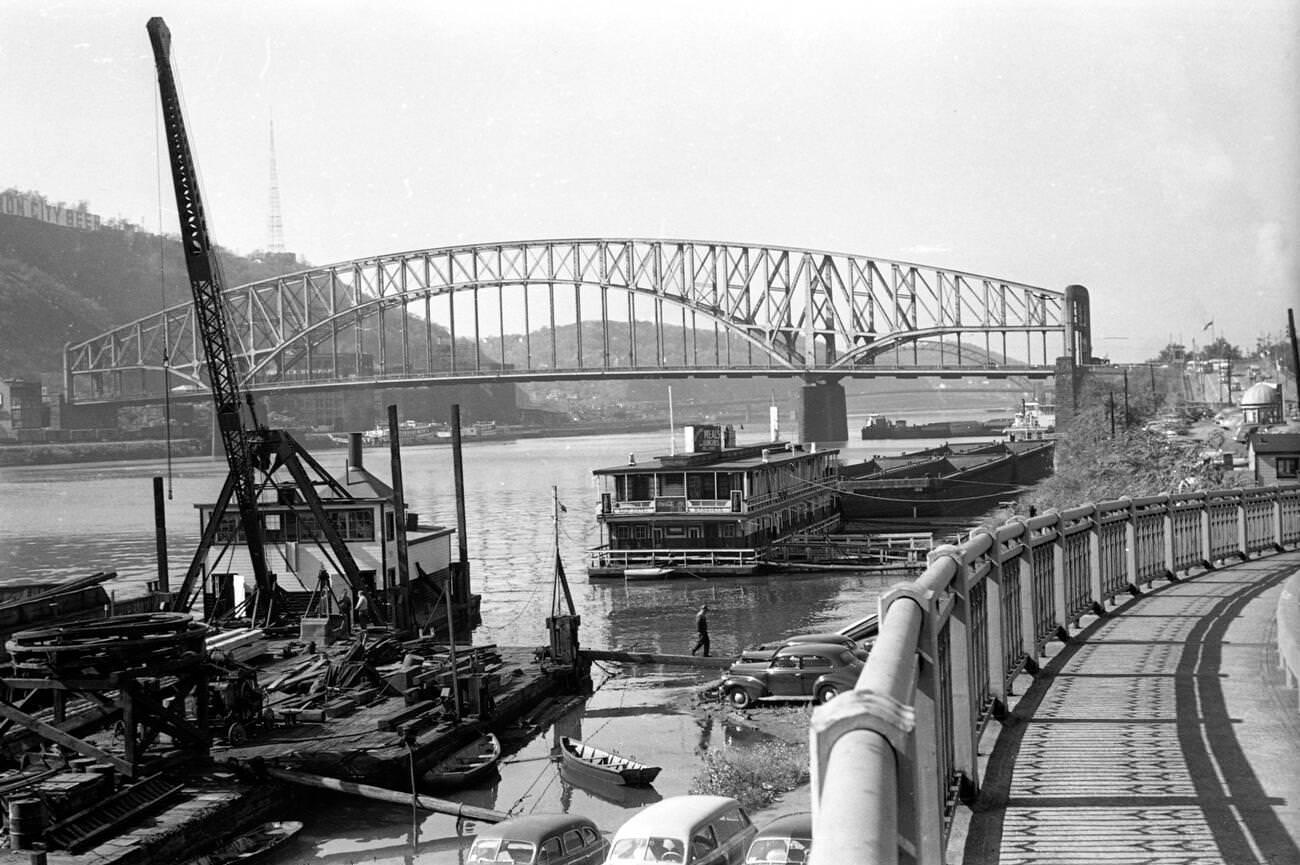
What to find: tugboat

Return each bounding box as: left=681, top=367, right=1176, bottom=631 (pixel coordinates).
left=1003, top=400, right=1057, bottom=442
left=587, top=413, right=840, bottom=579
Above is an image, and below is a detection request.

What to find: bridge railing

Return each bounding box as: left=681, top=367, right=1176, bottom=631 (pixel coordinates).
left=810, top=481, right=1300, bottom=865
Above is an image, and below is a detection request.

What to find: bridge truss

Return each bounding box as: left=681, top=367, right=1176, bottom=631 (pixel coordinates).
left=64, top=239, right=1078, bottom=404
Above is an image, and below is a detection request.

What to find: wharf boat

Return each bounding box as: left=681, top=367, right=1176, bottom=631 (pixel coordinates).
left=860, top=415, right=1008, bottom=440
left=586, top=422, right=840, bottom=579
left=558, top=737, right=661, bottom=786
left=839, top=440, right=1055, bottom=520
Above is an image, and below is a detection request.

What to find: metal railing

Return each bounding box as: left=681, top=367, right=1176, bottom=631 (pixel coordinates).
left=809, top=482, right=1300, bottom=865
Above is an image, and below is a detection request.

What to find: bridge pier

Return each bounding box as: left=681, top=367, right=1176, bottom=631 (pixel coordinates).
left=798, top=376, right=848, bottom=443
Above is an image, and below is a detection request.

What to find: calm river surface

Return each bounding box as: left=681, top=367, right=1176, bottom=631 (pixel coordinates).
left=0, top=414, right=997, bottom=864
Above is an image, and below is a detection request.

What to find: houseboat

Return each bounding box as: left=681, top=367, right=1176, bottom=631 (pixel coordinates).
left=587, top=423, right=840, bottom=579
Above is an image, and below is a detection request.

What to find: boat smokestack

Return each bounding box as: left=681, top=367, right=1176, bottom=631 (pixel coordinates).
left=769, top=405, right=779, bottom=442
left=348, top=432, right=364, bottom=470
left=629, top=453, right=636, bottom=465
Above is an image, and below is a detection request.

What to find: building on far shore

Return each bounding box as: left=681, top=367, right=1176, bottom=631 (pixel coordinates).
left=1247, top=432, right=1300, bottom=485
left=0, top=379, right=46, bottom=441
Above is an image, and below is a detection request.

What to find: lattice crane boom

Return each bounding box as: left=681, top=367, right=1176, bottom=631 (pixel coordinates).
left=147, top=17, right=272, bottom=597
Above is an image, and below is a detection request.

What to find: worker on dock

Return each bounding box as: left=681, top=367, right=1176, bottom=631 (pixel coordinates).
left=691, top=604, right=711, bottom=657
left=355, top=589, right=372, bottom=628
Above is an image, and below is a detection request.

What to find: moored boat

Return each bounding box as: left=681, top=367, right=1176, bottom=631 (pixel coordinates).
left=559, top=736, right=661, bottom=786
left=587, top=420, right=840, bottom=579
left=186, top=820, right=303, bottom=864
left=423, top=732, right=502, bottom=788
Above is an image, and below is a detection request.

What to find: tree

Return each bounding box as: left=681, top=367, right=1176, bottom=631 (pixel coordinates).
left=1200, top=337, right=1242, bottom=361
left=1151, top=342, right=1188, bottom=364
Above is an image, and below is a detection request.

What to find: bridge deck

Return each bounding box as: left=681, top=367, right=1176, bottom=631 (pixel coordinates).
left=963, top=552, right=1300, bottom=864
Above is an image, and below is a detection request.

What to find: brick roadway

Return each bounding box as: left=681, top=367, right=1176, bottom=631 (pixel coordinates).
left=964, top=551, right=1300, bottom=865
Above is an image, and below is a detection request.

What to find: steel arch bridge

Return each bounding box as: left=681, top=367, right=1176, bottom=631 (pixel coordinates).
left=64, top=238, right=1088, bottom=406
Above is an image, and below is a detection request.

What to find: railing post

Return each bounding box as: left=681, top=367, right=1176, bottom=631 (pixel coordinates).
left=1274, top=487, right=1285, bottom=550
left=1123, top=496, right=1140, bottom=591
left=974, top=528, right=1008, bottom=717
left=1086, top=503, right=1104, bottom=611
left=1049, top=510, right=1069, bottom=638
left=1200, top=493, right=1213, bottom=568
left=1236, top=489, right=1249, bottom=560
left=1162, top=495, right=1176, bottom=579
left=929, top=545, right=980, bottom=802
left=1011, top=520, right=1038, bottom=663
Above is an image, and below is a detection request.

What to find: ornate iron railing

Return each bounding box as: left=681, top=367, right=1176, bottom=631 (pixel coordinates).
left=812, top=482, right=1300, bottom=865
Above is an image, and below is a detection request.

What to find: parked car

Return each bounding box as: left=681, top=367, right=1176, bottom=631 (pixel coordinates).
left=722, top=642, right=863, bottom=708
left=737, top=632, right=870, bottom=663
left=466, top=814, right=608, bottom=865
left=604, top=795, right=757, bottom=865
left=745, top=812, right=812, bottom=864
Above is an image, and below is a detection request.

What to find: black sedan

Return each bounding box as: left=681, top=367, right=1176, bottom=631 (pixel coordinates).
left=721, top=642, right=864, bottom=708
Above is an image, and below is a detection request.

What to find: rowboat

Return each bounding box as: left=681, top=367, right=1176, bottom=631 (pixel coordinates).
left=423, top=733, right=502, bottom=788
left=559, top=736, right=661, bottom=786
left=187, top=820, right=303, bottom=864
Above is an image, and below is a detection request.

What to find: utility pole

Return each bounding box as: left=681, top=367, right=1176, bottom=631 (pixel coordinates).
left=1289, top=308, right=1300, bottom=417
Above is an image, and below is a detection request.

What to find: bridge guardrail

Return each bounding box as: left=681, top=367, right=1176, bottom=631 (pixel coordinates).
left=808, top=481, right=1300, bottom=865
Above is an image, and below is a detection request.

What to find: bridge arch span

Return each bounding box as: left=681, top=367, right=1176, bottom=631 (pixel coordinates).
left=65, top=238, right=1079, bottom=405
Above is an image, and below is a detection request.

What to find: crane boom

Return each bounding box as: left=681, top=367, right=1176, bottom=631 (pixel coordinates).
left=148, top=17, right=272, bottom=596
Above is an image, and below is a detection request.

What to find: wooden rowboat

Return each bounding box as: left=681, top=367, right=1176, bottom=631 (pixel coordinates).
left=423, top=733, right=502, bottom=788
left=559, top=736, right=661, bottom=787
left=187, top=820, right=303, bottom=864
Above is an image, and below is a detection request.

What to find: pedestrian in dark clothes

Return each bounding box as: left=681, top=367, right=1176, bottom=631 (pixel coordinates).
left=691, top=604, right=711, bottom=657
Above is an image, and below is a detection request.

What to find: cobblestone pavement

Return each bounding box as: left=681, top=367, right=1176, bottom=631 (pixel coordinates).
left=964, top=552, right=1300, bottom=865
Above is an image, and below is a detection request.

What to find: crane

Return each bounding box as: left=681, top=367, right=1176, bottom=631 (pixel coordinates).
left=148, top=17, right=364, bottom=624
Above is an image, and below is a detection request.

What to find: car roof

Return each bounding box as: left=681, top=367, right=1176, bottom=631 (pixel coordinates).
left=614, top=795, right=743, bottom=836
left=784, top=633, right=852, bottom=644
left=754, top=811, right=813, bottom=837
left=773, top=642, right=856, bottom=657
left=477, top=813, right=599, bottom=842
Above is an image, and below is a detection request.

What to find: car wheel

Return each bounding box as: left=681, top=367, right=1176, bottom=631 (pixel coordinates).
left=726, top=686, right=753, bottom=709
left=816, top=684, right=840, bottom=704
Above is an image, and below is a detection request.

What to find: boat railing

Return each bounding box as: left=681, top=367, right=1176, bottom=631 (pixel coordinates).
left=587, top=548, right=762, bottom=570
left=608, top=498, right=737, bottom=514
left=808, top=481, right=1300, bottom=864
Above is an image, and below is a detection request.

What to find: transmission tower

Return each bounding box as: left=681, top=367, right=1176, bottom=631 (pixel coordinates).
left=267, top=117, right=285, bottom=253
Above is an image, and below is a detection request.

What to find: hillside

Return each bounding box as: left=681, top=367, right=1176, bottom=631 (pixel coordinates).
left=0, top=213, right=306, bottom=380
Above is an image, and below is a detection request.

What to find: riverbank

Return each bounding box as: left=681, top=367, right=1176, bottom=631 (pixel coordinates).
left=0, top=438, right=203, bottom=466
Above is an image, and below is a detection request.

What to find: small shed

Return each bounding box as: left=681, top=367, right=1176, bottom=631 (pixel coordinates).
left=1248, top=432, right=1300, bottom=484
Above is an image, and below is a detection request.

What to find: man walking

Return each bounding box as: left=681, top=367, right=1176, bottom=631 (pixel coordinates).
left=691, top=604, right=711, bottom=657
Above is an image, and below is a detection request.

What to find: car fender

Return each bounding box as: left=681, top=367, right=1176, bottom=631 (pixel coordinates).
left=721, top=674, right=766, bottom=696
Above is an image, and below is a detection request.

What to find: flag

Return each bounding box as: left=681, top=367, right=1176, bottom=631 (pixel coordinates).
left=1203, top=320, right=1214, bottom=331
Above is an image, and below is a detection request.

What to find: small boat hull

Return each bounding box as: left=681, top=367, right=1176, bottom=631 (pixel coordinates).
left=188, top=820, right=303, bottom=865
left=559, top=736, right=661, bottom=787
left=423, top=733, right=502, bottom=788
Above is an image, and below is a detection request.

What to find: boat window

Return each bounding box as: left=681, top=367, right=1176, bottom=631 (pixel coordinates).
left=686, top=473, right=717, bottom=499
left=625, top=475, right=653, bottom=501
left=538, top=836, right=563, bottom=861
left=657, top=472, right=685, bottom=498
left=717, top=473, right=734, bottom=498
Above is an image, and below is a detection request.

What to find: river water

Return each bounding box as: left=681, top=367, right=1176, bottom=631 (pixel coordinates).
left=0, top=414, right=1000, bottom=864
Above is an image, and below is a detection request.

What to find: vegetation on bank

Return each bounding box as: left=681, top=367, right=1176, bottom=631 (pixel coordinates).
left=690, top=737, right=810, bottom=812
left=1005, top=380, right=1250, bottom=520
left=0, top=439, right=202, bottom=466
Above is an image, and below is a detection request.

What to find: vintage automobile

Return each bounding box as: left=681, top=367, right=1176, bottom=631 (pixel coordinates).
left=736, top=632, right=870, bottom=663
left=721, top=642, right=864, bottom=708
left=465, top=813, right=608, bottom=865
left=605, top=795, right=758, bottom=865
left=744, top=812, right=812, bottom=864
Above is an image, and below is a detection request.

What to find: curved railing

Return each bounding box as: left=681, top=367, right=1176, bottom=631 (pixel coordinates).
left=809, top=482, right=1300, bottom=865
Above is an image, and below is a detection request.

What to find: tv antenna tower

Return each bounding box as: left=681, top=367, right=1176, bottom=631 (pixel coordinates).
left=267, top=116, right=285, bottom=253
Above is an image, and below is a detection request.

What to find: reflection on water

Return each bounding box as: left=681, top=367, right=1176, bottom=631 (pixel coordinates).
left=0, top=429, right=917, bottom=864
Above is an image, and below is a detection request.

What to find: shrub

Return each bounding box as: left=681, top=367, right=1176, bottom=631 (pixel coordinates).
left=689, top=739, right=809, bottom=812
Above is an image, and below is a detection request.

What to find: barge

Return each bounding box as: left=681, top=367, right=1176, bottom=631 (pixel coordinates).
left=839, top=439, right=1055, bottom=520
left=587, top=422, right=840, bottom=579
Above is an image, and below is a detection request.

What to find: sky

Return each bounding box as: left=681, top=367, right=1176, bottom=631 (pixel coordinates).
left=3, top=0, right=1298, bottom=364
